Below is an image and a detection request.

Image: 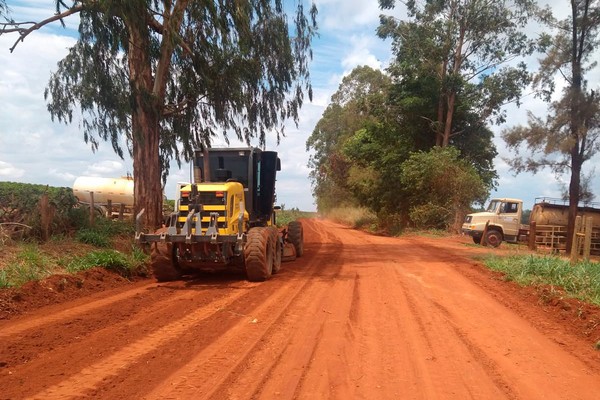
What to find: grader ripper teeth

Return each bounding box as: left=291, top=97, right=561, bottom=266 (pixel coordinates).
left=135, top=147, right=303, bottom=282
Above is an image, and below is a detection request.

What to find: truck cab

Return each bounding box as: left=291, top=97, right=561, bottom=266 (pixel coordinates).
left=462, top=198, right=523, bottom=247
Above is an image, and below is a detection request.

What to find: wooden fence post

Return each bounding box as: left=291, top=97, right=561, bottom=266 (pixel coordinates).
left=481, top=220, right=490, bottom=246
left=528, top=221, right=537, bottom=251
left=107, top=199, right=112, bottom=218
left=570, top=215, right=582, bottom=265
left=583, top=216, right=593, bottom=261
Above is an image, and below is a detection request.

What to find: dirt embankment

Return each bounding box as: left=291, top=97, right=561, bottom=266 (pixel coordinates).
left=1, top=218, right=600, bottom=399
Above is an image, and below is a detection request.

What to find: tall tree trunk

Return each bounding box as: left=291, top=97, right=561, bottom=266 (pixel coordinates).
left=567, top=150, right=582, bottom=254
left=443, top=91, right=457, bottom=147
left=442, top=20, right=465, bottom=147
left=436, top=59, right=448, bottom=147
left=129, top=19, right=163, bottom=230
left=565, top=0, right=583, bottom=254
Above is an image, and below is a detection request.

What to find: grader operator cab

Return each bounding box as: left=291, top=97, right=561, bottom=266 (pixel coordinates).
left=135, top=147, right=304, bottom=282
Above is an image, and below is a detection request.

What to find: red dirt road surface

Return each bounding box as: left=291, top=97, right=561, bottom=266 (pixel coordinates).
left=1, top=218, right=600, bottom=399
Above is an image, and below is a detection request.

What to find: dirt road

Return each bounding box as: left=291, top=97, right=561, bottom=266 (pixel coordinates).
left=1, top=218, right=600, bottom=399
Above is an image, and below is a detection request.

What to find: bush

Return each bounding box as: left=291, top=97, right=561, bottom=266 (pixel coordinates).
left=409, top=203, right=452, bottom=230
left=0, top=181, right=79, bottom=240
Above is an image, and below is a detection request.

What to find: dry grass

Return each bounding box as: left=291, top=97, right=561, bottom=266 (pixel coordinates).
left=324, top=207, right=377, bottom=230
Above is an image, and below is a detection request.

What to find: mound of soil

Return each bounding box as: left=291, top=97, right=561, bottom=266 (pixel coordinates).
left=0, top=268, right=135, bottom=320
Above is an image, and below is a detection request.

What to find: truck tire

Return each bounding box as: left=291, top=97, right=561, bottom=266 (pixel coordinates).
left=268, top=226, right=283, bottom=274
left=485, top=230, right=502, bottom=248
left=150, top=228, right=182, bottom=282
left=244, top=227, right=274, bottom=282
left=472, top=235, right=482, bottom=245
left=288, top=221, right=304, bottom=257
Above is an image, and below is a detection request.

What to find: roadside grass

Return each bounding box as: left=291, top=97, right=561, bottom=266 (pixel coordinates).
left=0, top=218, right=147, bottom=288
left=64, top=247, right=147, bottom=277
left=0, top=245, right=53, bottom=288
left=483, top=254, right=600, bottom=307
left=76, top=218, right=135, bottom=247
left=324, top=207, right=377, bottom=230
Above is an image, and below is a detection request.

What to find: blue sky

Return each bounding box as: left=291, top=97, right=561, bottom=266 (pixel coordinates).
left=0, top=0, right=598, bottom=212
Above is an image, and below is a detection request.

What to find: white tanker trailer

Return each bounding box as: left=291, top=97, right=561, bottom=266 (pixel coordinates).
left=72, top=176, right=134, bottom=217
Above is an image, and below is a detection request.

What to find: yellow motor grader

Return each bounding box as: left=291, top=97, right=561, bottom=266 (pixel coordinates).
left=135, top=147, right=303, bottom=282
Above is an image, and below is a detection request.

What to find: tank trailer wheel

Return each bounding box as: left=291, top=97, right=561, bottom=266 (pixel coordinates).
left=150, top=228, right=182, bottom=282
left=288, top=221, right=304, bottom=257
left=244, top=227, right=274, bottom=282
left=484, top=230, right=502, bottom=248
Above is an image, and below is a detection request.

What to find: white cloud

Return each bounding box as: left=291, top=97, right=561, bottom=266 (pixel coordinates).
left=0, top=161, right=26, bottom=179
left=84, top=161, right=126, bottom=176
left=314, top=0, right=382, bottom=31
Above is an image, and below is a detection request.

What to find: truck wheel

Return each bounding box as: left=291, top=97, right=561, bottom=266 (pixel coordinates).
left=288, top=221, right=304, bottom=257
left=268, top=227, right=283, bottom=274
left=472, top=235, right=482, bottom=245
left=244, top=227, right=274, bottom=282
left=150, top=228, right=182, bottom=282
left=485, top=230, right=502, bottom=248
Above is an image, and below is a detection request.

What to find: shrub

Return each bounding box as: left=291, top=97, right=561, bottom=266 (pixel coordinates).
left=0, top=181, right=79, bottom=240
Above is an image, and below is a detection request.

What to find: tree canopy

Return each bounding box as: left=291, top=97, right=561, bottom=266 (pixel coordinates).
left=1, top=0, right=318, bottom=229
left=307, top=65, right=495, bottom=232
left=378, top=0, right=542, bottom=146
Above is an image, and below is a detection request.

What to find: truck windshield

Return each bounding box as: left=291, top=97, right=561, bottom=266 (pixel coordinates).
left=486, top=200, right=501, bottom=213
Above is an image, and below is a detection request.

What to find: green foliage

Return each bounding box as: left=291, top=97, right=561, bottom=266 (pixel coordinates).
left=76, top=229, right=111, bottom=248
left=484, top=255, right=600, bottom=306
left=65, top=250, right=141, bottom=277
left=306, top=66, right=393, bottom=212
left=408, top=203, right=452, bottom=230
left=379, top=0, right=541, bottom=146
left=0, top=245, right=52, bottom=288
left=400, top=147, right=488, bottom=230
left=0, top=181, right=80, bottom=240
left=75, top=217, right=135, bottom=247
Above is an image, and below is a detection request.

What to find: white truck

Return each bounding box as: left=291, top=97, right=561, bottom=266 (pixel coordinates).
left=463, top=197, right=600, bottom=250
left=462, top=198, right=524, bottom=247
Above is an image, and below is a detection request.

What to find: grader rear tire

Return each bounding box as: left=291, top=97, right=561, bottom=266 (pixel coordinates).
left=288, top=221, right=304, bottom=257
left=244, top=227, right=274, bottom=282
left=269, top=226, right=283, bottom=274
left=150, top=228, right=181, bottom=282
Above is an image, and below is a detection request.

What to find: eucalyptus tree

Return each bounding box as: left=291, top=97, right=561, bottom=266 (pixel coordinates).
left=378, top=0, right=540, bottom=147
left=0, top=0, right=317, bottom=229
left=503, top=0, right=600, bottom=253
left=306, top=66, right=392, bottom=212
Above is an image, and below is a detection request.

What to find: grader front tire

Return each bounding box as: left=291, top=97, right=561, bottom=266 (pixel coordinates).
left=244, top=227, right=274, bottom=282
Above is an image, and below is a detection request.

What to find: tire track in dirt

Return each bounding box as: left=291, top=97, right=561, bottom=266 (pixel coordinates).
left=0, top=282, right=154, bottom=339
left=381, top=236, right=600, bottom=399
left=143, top=219, right=345, bottom=399
left=26, top=283, right=255, bottom=399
